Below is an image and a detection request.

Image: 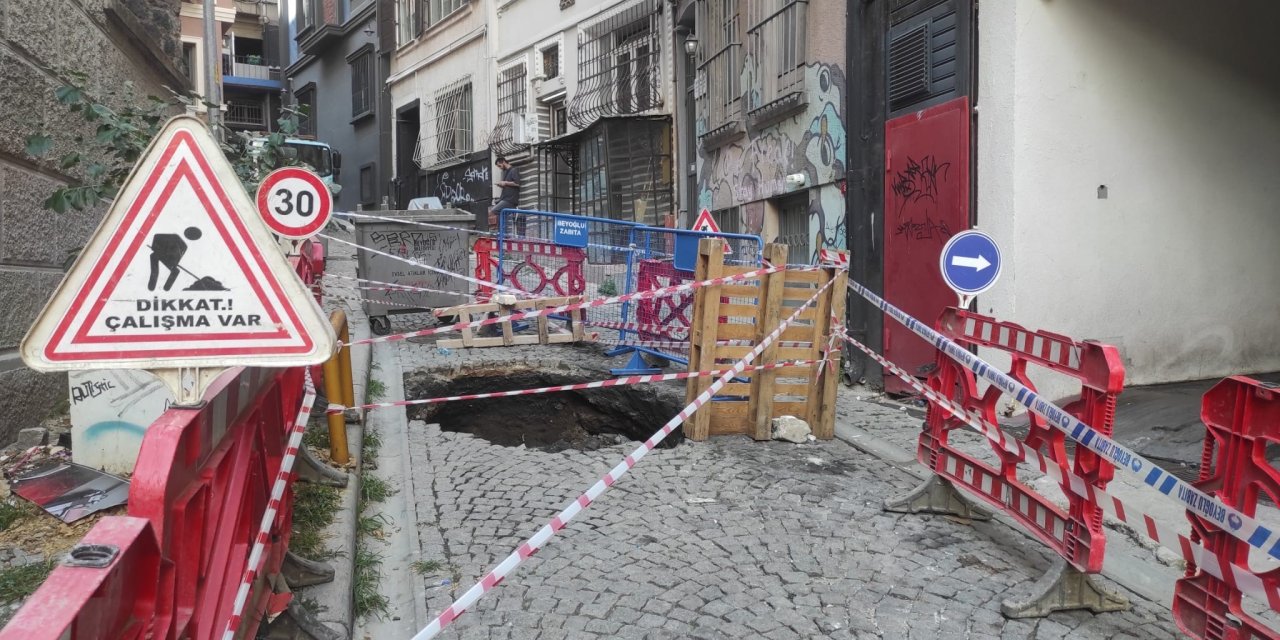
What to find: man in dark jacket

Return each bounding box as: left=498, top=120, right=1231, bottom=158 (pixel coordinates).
left=487, top=156, right=521, bottom=232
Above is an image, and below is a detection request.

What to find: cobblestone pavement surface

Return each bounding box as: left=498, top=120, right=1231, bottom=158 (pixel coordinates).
left=391, top=340, right=1183, bottom=639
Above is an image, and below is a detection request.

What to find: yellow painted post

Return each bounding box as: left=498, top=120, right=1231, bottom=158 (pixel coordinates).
left=337, top=315, right=354, bottom=406
left=325, top=311, right=351, bottom=465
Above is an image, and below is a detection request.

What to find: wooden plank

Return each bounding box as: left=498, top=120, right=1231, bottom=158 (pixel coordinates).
left=784, top=270, right=823, bottom=283
left=685, top=238, right=726, bottom=441
left=572, top=307, right=585, bottom=342
left=781, top=287, right=821, bottom=301
left=500, top=307, right=515, bottom=346
left=815, top=268, right=849, bottom=439
left=747, top=243, right=787, bottom=441
left=437, top=335, right=509, bottom=349
left=710, top=401, right=750, bottom=418
left=777, top=347, right=813, bottom=360
left=710, top=413, right=749, bottom=436
left=536, top=300, right=549, bottom=344
left=460, top=310, right=476, bottom=348
left=804, top=268, right=834, bottom=430
left=437, top=301, right=499, bottom=315
left=720, top=382, right=753, bottom=396
left=716, top=324, right=758, bottom=340
left=720, top=265, right=763, bottom=277
left=772, top=383, right=813, bottom=397
left=719, top=284, right=761, bottom=298
left=772, top=401, right=809, bottom=417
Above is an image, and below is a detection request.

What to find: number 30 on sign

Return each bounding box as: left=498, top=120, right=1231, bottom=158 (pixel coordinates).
left=256, top=167, right=333, bottom=239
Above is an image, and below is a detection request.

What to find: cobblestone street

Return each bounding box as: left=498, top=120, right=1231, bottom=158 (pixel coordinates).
left=383, top=343, right=1181, bottom=639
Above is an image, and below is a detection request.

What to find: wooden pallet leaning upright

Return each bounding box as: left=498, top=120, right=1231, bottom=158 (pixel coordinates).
left=684, top=238, right=726, bottom=441
left=747, top=243, right=789, bottom=440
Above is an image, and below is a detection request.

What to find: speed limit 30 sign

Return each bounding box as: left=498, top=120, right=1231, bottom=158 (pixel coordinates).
left=256, top=167, right=333, bottom=239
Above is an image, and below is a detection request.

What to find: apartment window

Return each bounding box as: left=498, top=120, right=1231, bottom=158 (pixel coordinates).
left=397, top=0, right=418, bottom=45
left=569, top=0, right=662, bottom=128
left=427, top=0, right=467, bottom=27
left=491, top=63, right=528, bottom=153
left=541, top=44, right=560, bottom=79
left=295, top=85, right=316, bottom=136
left=550, top=100, right=567, bottom=138
left=182, top=42, right=198, bottom=89
left=745, top=0, right=807, bottom=111
left=697, top=0, right=742, bottom=133
left=712, top=207, right=741, bottom=235
left=350, top=48, right=374, bottom=118
left=359, top=164, right=376, bottom=205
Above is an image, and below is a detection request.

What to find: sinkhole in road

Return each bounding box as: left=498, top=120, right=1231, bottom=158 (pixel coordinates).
left=405, top=367, right=686, bottom=452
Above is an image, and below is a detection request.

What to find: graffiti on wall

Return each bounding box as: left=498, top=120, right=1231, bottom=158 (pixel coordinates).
left=696, top=62, right=847, bottom=262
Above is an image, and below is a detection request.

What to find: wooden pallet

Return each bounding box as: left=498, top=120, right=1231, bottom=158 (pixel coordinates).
left=684, top=240, right=847, bottom=441
left=434, top=296, right=585, bottom=348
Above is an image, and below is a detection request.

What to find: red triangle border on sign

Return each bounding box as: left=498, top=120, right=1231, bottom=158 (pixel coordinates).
left=43, top=129, right=313, bottom=360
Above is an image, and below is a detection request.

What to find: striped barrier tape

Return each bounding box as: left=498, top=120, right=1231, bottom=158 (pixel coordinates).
left=846, top=279, right=1280, bottom=564
left=590, top=339, right=815, bottom=350
left=411, top=276, right=837, bottom=639
left=347, top=264, right=788, bottom=347
left=320, top=233, right=532, bottom=300
left=326, top=360, right=826, bottom=415
left=319, top=272, right=474, bottom=299
left=581, top=320, right=689, bottom=338
left=339, top=210, right=501, bottom=238
left=221, top=370, right=318, bottom=639
left=837, top=330, right=1280, bottom=609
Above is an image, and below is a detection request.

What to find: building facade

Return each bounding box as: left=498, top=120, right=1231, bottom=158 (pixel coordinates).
left=180, top=0, right=287, bottom=132
left=283, top=0, right=386, bottom=207
left=846, top=0, right=1280, bottom=396
left=0, top=0, right=187, bottom=443
left=679, top=0, right=847, bottom=263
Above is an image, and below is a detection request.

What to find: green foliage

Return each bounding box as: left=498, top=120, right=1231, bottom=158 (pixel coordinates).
left=25, top=73, right=310, bottom=214
left=353, top=546, right=389, bottom=619
left=598, top=276, right=618, bottom=296
left=360, top=474, right=395, bottom=504
left=0, top=501, right=34, bottom=533
left=411, top=559, right=442, bottom=575
left=290, top=483, right=342, bottom=561
left=0, top=559, right=56, bottom=602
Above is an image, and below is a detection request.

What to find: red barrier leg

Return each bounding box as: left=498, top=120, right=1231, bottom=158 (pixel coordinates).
left=1173, top=376, right=1280, bottom=640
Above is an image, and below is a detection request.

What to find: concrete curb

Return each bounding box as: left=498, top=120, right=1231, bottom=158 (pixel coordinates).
left=832, top=418, right=1178, bottom=610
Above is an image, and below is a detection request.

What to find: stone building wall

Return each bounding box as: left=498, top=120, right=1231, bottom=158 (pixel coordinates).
left=0, top=0, right=186, bottom=444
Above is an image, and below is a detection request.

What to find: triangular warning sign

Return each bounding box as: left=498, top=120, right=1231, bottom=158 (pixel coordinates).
left=691, top=209, right=732, bottom=255
left=21, top=116, right=335, bottom=371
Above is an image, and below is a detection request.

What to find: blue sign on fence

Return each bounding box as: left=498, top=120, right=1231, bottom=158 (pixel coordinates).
left=939, top=230, right=1002, bottom=299
left=553, top=218, right=589, bottom=248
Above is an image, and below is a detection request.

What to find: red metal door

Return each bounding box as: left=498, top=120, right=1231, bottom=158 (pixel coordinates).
left=882, top=97, right=970, bottom=394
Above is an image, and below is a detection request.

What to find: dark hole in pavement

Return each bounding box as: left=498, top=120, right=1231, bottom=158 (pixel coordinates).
left=407, top=368, right=686, bottom=452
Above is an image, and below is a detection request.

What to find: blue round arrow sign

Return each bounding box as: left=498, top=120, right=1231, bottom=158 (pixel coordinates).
left=939, top=230, right=1002, bottom=296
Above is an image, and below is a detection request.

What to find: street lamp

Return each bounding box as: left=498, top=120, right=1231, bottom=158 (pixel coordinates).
left=684, top=36, right=698, bottom=57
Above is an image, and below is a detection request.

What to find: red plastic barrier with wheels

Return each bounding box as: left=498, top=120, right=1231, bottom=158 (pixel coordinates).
left=472, top=237, right=585, bottom=300
left=916, top=308, right=1124, bottom=573
left=1174, top=376, right=1280, bottom=640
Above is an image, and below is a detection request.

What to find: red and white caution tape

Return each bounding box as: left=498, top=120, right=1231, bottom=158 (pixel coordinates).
left=339, top=210, right=501, bottom=238
left=582, top=320, right=689, bottom=338
left=410, top=277, right=836, bottom=639
left=838, top=331, right=1280, bottom=609
left=319, top=290, right=430, bottom=310
left=591, top=339, right=814, bottom=350
left=348, top=264, right=786, bottom=346
left=320, top=233, right=531, bottom=299
left=327, top=360, right=826, bottom=415
left=221, top=371, right=318, bottom=640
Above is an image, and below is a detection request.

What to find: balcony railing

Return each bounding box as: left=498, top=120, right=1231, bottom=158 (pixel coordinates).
left=746, top=0, right=807, bottom=112
left=225, top=101, right=267, bottom=127
left=697, top=42, right=742, bottom=138
left=222, top=55, right=280, bottom=81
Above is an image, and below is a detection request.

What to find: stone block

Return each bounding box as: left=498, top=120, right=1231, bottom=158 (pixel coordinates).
left=0, top=269, right=62, bottom=349
left=0, top=165, right=103, bottom=266
left=771, top=415, right=812, bottom=443
left=0, top=367, right=66, bottom=446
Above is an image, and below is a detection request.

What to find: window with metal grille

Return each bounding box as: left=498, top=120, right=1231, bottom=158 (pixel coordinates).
left=419, top=79, right=473, bottom=166
left=568, top=0, right=662, bottom=128
left=295, top=85, right=316, bottom=136
left=697, top=0, right=742, bottom=133
left=712, top=207, right=741, bottom=235
left=490, top=63, right=528, bottom=154
left=541, top=44, right=560, bottom=79
left=745, top=0, right=807, bottom=111
left=350, top=49, right=374, bottom=118
left=427, top=0, right=466, bottom=27
left=776, top=193, right=810, bottom=262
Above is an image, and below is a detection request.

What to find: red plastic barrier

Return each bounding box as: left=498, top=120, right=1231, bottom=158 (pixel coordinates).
left=1174, top=376, right=1280, bottom=640
left=634, top=259, right=694, bottom=341
left=1, top=367, right=301, bottom=640
left=472, top=237, right=585, bottom=300
left=2, top=244, right=323, bottom=640
left=918, top=308, right=1124, bottom=573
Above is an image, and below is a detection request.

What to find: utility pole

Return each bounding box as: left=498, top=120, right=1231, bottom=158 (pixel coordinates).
left=203, top=0, right=221, bottom=136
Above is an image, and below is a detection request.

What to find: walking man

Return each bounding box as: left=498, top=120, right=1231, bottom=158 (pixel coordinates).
left=487, top=156, right=522, bottom=233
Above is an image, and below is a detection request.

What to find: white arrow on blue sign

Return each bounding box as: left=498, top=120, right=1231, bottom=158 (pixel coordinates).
left=939, top=230, right=1002, bottom=302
